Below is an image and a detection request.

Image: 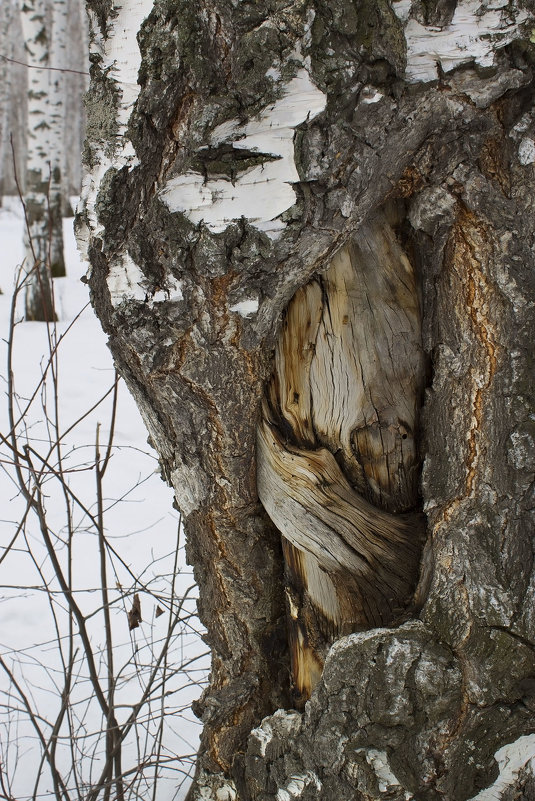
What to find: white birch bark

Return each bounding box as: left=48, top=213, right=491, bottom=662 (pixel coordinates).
left=47, top=0, right=69, bottom=276
left=0, top=10, right=27, bottom=198
left=77, top=0, right=153, bottom=263
left=63, top=0, right=88, bottom=199
left=0, top=0, right=15, bottom=206
left=20, top=0, right=56, bottom=320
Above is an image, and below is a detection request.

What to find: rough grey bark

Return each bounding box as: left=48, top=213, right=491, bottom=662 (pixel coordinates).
left=79, top=1, right=535, bottom=798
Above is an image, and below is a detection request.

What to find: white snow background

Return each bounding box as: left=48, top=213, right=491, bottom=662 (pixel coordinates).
left=0, top=197, right=208, bottom=800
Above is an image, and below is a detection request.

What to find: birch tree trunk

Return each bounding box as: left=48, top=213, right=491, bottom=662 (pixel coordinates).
left=21, top=0, right=60, bottom=319
left=47, top=0, right=68, bottom=275
left=63, top=0, right=89, bottom=201
left=0, top=0, right=15, bottom=206
left=79, top=1, right=535, bottom=799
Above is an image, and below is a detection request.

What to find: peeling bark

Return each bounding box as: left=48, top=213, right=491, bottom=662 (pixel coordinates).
left=80, top=0, right=535, bottom=797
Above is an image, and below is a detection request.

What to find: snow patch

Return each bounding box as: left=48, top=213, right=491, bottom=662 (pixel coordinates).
left=518, top=137, right=535, bottom=165
left=512, top=113, right=532, bottom=136
left=404, top=1, right=528, bottom=83
left=159, top=69, right=326, bottom=234
left=328, top=621, right=422, bottom=661
left=469, top=734, right=535, bottom=800
left=266, top=66, right=281, bottom=82
left=0, top=202, right=206, bottom=801
left=229, top=298, right=259, bottom=317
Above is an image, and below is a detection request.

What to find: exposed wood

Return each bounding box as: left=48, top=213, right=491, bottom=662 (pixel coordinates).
left=258, top=211, right=426, bottom=699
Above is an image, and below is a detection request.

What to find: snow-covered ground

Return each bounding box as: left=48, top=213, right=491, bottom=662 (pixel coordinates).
left=0, top=197, right=207, bottom=800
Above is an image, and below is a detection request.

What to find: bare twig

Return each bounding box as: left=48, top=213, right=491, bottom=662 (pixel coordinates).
left=1, top=191, right=206, bottom=799
left=0, top=53, right=89, bottom=75
left=0, top=657, right=71, bottom=801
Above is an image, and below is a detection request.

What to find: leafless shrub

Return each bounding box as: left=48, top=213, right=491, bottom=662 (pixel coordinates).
left=0, top=262, right=208, bottom=800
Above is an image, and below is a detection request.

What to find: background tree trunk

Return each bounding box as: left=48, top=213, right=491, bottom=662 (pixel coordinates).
left=47, top=0, right=68, bottom=276
left=79, top=1, right=535, bottom=798
left=0, top=0, right=15, bottom=207
left=20, top=0, right=58, bottom=320
left=0, top=0, right=87, bottom=202
left=63, top=0, right=89, bottom=202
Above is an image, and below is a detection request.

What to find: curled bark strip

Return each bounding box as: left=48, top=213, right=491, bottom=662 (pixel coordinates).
left=257, top=210, right=426, bottom=700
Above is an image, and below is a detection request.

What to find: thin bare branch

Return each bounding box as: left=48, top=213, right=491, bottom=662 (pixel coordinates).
left=0, top=52, right=89, bottom=76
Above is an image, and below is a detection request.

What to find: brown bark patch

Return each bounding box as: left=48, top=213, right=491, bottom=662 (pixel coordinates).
left=446, top=206, right=500, bottom=499
left=478, top=135, right=511, bottom=197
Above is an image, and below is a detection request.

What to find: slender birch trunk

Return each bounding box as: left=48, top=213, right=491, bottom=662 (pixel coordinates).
left=47, top=0, right=68, bottom=276
left=80, top=1, right=535, bottom=798
left=2, top=10, right=28, bottom=200
left=62, top=0, right=89, bottom=205
left=20, top=0, right=57, bottom=320
left=0, top=0, right=14, bottom=206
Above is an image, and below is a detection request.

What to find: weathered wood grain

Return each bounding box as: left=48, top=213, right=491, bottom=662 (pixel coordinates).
left=258, top=211, right=426, bottom=699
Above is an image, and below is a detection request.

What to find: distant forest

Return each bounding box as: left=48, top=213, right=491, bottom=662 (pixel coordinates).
left=0, top=0, right=87, bottom=199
